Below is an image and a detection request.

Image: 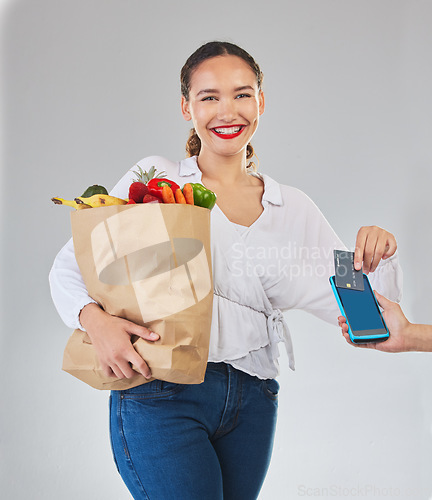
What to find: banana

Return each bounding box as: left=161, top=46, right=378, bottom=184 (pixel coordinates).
left=74, top=194, right=127, bottom=208
left=51, top=197, right=92, bottom=209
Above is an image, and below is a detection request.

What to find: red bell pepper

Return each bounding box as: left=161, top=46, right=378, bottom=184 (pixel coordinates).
left=147, top=178, right=180, bottom=199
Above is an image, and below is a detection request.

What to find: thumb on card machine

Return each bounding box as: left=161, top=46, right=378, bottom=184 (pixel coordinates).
left=334, top=250, right=364, bottom=291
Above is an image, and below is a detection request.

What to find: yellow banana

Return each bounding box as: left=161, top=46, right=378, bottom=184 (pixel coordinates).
left=74, top=194, right=127, bottom=208
left=51, top=197, right=92, bottom=210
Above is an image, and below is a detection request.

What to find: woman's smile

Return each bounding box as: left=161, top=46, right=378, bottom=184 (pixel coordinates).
left=210, top=125, right=246, bottom=139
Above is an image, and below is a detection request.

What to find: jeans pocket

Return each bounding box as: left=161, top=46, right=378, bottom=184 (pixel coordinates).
left=121, top=379, right=185, bottom=400
left=262, top=378, right=280, bottom=400
left=159, top=380, right=184, bottom=393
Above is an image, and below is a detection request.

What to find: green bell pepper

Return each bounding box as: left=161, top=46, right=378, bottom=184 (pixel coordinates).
left=189, top=183, right=217, bottom=210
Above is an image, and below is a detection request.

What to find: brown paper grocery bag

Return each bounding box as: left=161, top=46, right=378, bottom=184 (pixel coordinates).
left=62, top=203, right=213, bottom=390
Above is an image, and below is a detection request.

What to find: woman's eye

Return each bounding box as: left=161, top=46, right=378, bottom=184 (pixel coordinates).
left=202, top=96, right=217, bottom=101
left=236, top=93, right=251, bottom=99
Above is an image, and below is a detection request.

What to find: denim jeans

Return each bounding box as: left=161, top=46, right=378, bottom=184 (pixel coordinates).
left=109, top=362, right=279, bottom=499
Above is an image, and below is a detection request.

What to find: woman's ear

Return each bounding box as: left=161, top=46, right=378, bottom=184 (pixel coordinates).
left=181, top=96, right=192, bottom=121
left=258, top=91, right=265, bottom=116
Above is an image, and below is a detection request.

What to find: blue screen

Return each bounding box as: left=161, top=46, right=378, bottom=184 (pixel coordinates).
left=337, top=276, right=385, bottom=332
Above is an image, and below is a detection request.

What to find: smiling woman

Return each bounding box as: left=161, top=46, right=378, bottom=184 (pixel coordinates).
left=49, top=40, right=403, bottom=499
left=181, top=42, right=263, bottom=172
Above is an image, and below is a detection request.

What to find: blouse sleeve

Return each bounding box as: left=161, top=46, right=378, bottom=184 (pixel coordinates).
left=48, top=237, right=97, bottom=330
left=284, top=189, right=403, bottom=325
left=48, top=156, right=163, bottom=330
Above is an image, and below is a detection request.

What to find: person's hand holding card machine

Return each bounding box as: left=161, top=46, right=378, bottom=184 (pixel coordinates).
left=330, top=250, right=390, bottom=344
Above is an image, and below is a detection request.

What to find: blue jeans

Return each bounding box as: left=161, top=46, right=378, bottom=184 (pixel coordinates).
left=109, top=362, right=279, bottom=499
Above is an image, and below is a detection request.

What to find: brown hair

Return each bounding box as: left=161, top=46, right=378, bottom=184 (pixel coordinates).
left=181, top=41, right=263, bottom=171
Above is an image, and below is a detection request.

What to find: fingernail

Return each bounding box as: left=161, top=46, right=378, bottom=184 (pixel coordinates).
left=150, top=332, right=159, bottom=339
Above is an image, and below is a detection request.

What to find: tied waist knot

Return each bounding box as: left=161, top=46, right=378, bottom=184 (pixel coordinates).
left=266, top=309, right=295, bottom=371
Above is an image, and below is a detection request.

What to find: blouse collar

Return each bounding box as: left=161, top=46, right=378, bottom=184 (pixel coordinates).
left=178, top=156, right=283, bottom=206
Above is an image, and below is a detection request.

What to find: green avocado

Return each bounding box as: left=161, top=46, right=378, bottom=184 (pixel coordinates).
left=81, top=184, right=109, bottom=197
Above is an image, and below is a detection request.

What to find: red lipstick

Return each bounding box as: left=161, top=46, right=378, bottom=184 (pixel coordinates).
left=210, top=125, right=245, bottom=140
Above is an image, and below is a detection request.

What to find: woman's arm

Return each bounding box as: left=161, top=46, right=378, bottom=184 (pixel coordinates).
left=48, top=237, right=97, bottom=330
left=283, top=189, right=402, bottom=323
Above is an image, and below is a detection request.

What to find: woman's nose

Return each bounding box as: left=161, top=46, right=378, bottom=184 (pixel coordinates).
left=216, top=99, right=236, bottom=122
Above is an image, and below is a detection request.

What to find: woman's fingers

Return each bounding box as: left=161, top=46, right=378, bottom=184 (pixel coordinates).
left=101, top=363, right=117, bottom=378
left=116, top=358, right=151, bottom=380
left=102, top=357, right=151, bottom=380
left=113, top=330, right=155, bottom=379
left=354, top=226, right=397, bottom=273
left=106, top=363, right=127, bottom=379
left=128, top=350, right=153, bottom=379
left=362, top=230, right=378, bottom=274
left=126, top=321, right=160, bottom=341
left=354, top=227, right=367, bottom=271
left=81, top=307, right=159, bottom=380
left=108, top=344, right=153, bottom=379
left=370, top=243, right=387, bottom=272
left=354, top=225, right=377, bottom=272
left=113, top=323, right=158, bottom=378
left=382, top=235, right=397, bottom=259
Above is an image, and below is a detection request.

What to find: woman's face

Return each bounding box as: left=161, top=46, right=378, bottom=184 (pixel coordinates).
left=181, top=55, right=265, bottom=160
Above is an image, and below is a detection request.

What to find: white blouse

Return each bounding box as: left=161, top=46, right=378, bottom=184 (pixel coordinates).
left=49, top=156, right=403, bottom=380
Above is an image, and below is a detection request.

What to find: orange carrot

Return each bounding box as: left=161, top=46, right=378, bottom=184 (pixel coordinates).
left=182, top=183, right=194, bottom=205
left=175, top=188, right=186, bottom=204
left=162, top=185, right=175, bottom=203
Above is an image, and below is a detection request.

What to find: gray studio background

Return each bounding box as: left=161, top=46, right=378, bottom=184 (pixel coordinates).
left=1, top=0, right=432, bottom=499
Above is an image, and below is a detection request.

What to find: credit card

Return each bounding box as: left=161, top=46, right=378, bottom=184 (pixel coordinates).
left=333, top=250, right=364, bottom=291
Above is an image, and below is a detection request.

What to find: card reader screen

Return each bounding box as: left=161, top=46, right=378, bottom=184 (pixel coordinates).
left=336, top=275, right=386, bottom=333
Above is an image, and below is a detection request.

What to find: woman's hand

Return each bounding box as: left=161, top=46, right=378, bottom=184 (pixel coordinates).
left=338, top=291, right=411, bottom=352
left=354, top=226, right=397, bottom=273
left=79, top=303, right=159, bottom=379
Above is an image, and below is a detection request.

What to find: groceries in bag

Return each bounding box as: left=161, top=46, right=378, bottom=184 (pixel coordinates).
left=52, top=166, right=215, bottom=389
